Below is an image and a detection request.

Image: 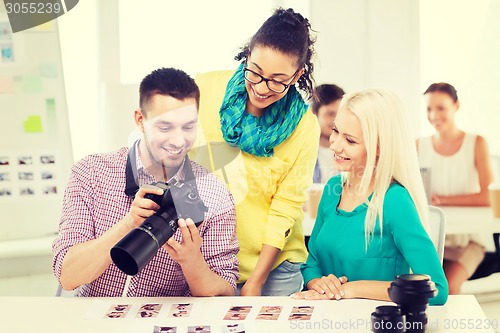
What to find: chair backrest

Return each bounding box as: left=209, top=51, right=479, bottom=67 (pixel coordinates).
left=55, top=284, right=75, bottom=297
left=420, top=167, right=432, bottom=204
left=428, top=205, right=446, bottom=264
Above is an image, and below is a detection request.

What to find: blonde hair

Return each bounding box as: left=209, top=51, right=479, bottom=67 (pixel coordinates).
left=339, top=89, right=429, bottom=249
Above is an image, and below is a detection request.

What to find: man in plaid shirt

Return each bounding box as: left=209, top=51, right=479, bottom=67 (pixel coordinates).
left=52, top=68, right=239, bottom=297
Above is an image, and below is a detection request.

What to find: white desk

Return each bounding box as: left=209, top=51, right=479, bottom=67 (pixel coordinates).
left=303, top=207, right=500, bottom=237
left=440, top=207, right=500, bottom=235
left=0, top=295, right=494, bottom=332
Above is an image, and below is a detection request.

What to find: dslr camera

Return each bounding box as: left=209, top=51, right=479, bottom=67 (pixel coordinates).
left=111, top=180, right=207, bottom=276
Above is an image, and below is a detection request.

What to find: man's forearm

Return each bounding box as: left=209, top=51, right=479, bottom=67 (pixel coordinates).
left=59, top=214, right=133, bottom=290
left=181, top=256, right=235, bottom=296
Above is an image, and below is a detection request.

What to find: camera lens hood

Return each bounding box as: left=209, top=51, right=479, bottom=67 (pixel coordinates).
left=371, top=305, right=405, bottom=333
left=388, top=274, right=437, bottom=306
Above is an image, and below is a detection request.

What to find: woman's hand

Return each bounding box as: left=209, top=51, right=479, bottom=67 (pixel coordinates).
left=291, top=275, right=348, bottom=300
left=431, top=193, right=442, bottom=206
left=240, top=280, right=263, bottom=296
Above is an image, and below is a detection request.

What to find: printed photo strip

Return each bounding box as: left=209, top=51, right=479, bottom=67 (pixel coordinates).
left=288, top=305, right=314, bottom=321
left=222, top=323, right=245, bottom=333
left=104, top=304, right=131, bottom=319
left=223, top=306, right=252, bottom=321
left=255, top=305, right=282, bottom=320
left=135, top=303, right=163, bottom=319
left=187, top=325, right=211, bottom=333
left=153, top=326, right=176, bottom=333
left=168, top=303, right=193, bottom=318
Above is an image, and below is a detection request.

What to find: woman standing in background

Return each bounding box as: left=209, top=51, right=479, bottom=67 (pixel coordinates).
left=417, top=82, right=493, bottom=294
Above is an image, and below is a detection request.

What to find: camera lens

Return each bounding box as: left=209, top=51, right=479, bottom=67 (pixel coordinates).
left=371, top=306, right=405, bottom=333
left=110, top=226, right=160, bottom=276
left=388, top=274, right=437, bottom=333
left=111, top=179, right=207, bottom=276
left=111, top=206, right=177, bottom=275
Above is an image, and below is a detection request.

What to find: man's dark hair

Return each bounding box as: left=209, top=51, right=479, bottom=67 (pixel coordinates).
left=424, top=82, right=458, bottom=103
left=235, top=7, right=316, bottom=99
left=139, top=68, right=200, bottom=115
left=311, top=84, right=345, bottom=114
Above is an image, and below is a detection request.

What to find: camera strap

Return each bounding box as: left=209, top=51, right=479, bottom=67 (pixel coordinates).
left=124, top=140, right=197, bottom=197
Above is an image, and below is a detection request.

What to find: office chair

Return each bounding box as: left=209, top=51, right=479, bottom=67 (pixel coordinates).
left=428, top=205, right=446, bottom=264
left=55, top=284, right=75, bottom=297
left=467, top=154, right=500, bottom=280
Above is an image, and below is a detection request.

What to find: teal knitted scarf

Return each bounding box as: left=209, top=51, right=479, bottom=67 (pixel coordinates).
left=219, top=62, right=309, bottom=157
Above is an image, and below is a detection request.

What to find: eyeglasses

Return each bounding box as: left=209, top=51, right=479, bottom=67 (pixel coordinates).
left=243, top=61, right=300, bottom=93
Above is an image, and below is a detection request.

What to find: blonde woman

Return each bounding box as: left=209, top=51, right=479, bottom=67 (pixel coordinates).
left=292, top=89, right=448, bottom=305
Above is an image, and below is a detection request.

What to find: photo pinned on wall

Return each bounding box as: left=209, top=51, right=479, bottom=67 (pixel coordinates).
left=0, top=22, right=13, bottom=40
left=135, top=303, right=162, bottom=319
left=288, top=305, right=314, bottom=321
left=18, top=172, right=34, bottom=180
left=223, top=306, right=252, bottom=321
left=0, top=187, right=12, bottom=196
left=20, top=187, right=34, bottom=195
left=40, top=155, right=55, bottom=164
left=153, top=326, right=177, bottom=333
left=42, top=185, right=57, bottom=194
left=0, top=157, right=9, bottom=165
left=167, top=303, right=193, bottom=318
left=41, top=171, right=54, bottom=180
left=18, top=156, right=33, bottom=165
left=1, top=42, right=14, bottom=63
left=187, top=325, right=211, bottom=333
left=222, top=323, right=245, bottom=333
left=103, top=304, right=132, bottom=319
left=0, top=172, right=10, bottom=181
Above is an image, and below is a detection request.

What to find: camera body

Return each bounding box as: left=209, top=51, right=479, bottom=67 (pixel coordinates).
left=110, top=180, right=207, bottom=276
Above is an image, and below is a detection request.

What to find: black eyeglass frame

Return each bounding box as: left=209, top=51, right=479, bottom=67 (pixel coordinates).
left=243, top=60, right=301, bottom=93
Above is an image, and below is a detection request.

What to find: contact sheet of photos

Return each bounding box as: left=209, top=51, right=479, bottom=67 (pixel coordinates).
left=88, top=300, right=317, bottom=333
left=0, top=153, right=58, bottom=198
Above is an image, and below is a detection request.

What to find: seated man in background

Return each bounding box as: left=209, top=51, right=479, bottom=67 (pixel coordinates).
left=311, top=84, right=345, bottom=183
left=52, top=68, right=239, bottom=297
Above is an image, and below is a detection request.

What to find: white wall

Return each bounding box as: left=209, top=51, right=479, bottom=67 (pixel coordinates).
left=310, top=0, right=421, bottom=133
left=59, top=0, right=499, bottom=160
left=419, top=0, right=500, bottom=156
left=58, top=0, right=99, bottom=162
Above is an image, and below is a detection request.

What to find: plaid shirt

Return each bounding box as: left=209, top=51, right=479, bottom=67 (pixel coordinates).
left=52, top=145, right=239, bottom=297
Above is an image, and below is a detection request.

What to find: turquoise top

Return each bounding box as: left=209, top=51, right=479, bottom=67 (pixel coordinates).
left=301, top=175, right=448, bottom=305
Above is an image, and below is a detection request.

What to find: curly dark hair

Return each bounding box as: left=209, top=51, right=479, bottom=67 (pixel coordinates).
left=234, top=8, right=316, bottom=99
left=139, top=67, right=200, bottom=116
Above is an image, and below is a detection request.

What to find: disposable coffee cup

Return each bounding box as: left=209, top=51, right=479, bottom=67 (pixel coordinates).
left=307, top=183, right=324, bottom=219
left=489, top=183, right=500, bottom=218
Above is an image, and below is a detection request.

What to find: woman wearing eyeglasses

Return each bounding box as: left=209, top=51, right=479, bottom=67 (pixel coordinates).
left=195, top=8, right=319, bottom=296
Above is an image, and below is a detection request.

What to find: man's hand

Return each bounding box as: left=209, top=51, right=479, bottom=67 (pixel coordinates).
left=162, top=218, right=203, bottom=266
left=127, top=185, right=164, bottom=228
